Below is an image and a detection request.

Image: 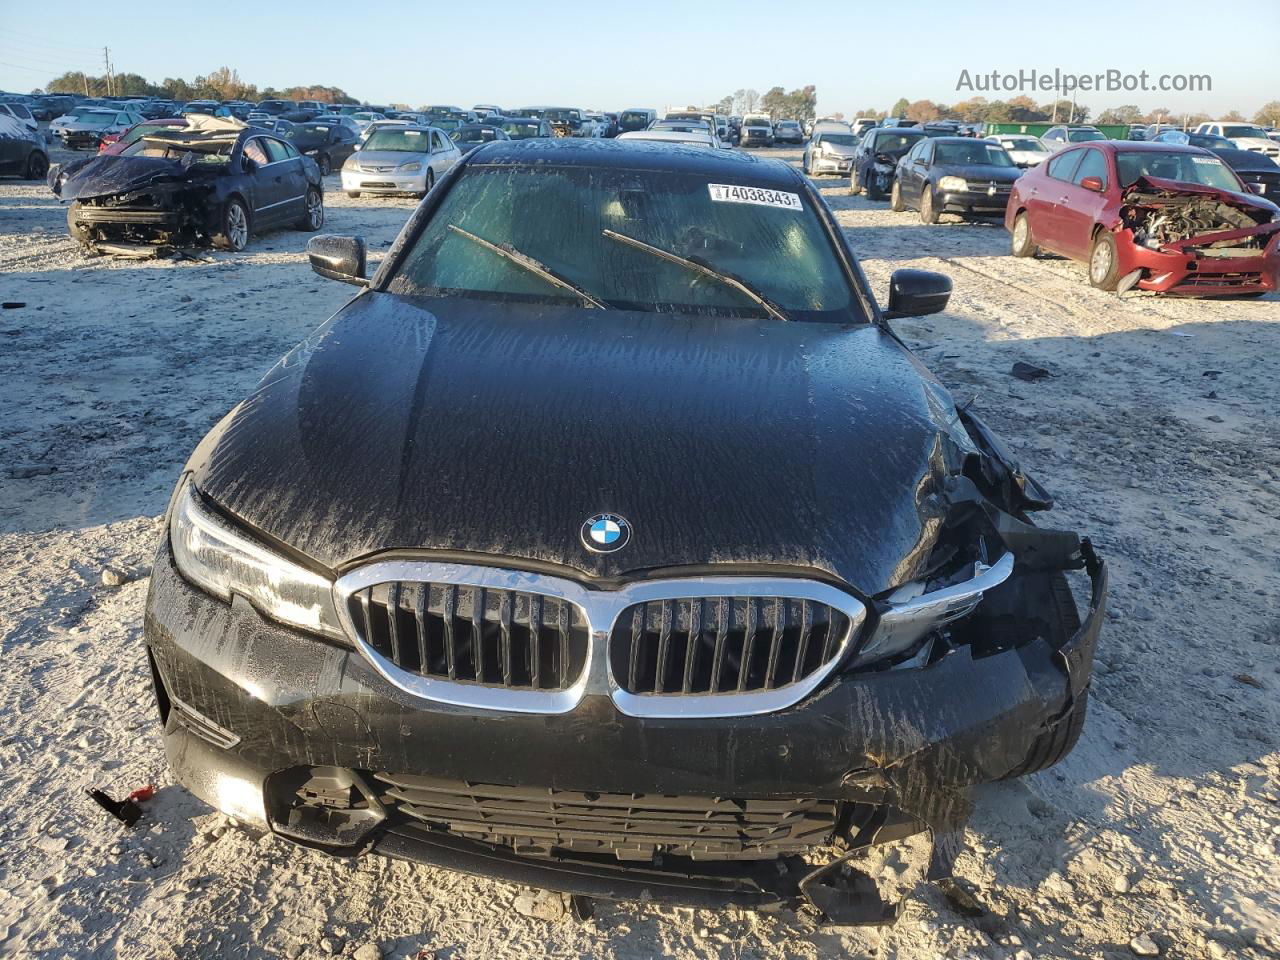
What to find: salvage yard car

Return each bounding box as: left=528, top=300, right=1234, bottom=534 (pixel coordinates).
left=852, top=126, right=927, bottom=200
left=50, top=119, right=324, bottom=255
left=892, top=137, right=1020, bottom=222
left=984, top=134, right=1051, bottom=168
left=340, top=124, right=460, bottom=198
left=0, top=115, right=48, bottom=180
left=54, top=107, right=144, bottom=150
left=1008, top=140, right=1280, bottom=295
left=143, top=138, right=1106, bottom=926
left=802, top=126, right=859, bottom=177
left=738, top=113, right=774, bottom=147
left=284, top=120, right=361, bottom=175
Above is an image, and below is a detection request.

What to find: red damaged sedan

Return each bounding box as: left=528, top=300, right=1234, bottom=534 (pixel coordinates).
left=1006, top=141, right=1280, bottom=296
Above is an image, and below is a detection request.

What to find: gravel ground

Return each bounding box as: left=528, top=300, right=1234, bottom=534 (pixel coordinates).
left=0, top=142, right=1277, bottom=960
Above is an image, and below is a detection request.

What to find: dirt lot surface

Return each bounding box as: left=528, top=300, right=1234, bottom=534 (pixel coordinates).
left=1, top=143, right=1277, bottom=960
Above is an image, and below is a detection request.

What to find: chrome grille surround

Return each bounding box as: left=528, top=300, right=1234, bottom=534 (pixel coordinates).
left=334, top=562, right=866, bottom=718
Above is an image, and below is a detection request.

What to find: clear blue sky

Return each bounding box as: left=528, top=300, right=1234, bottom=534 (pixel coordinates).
left=2, top=0, right=1276, bottom=117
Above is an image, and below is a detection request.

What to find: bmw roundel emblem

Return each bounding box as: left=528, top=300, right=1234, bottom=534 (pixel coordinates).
left=581, top=513, right=632, bottom=553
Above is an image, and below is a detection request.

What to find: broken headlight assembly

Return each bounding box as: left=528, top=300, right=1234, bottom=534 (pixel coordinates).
left=169, top=481, right=345, bottom=641
left=851, top=552, right=1014, bottom=668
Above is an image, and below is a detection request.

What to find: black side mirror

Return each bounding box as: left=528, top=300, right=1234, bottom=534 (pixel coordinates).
left=308, top=235, right=367, bottom=286
left=884, top=269, right=951, bottom=319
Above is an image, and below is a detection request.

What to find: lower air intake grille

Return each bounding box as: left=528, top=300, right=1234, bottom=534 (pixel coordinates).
left=375, top=773, right=837, bottom=861
left=609, top=597, right=852, bottom=696
left=346, top=583, right=588, bottom=691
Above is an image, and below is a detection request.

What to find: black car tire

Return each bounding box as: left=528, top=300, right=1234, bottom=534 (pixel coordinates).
left=1010, top=212, right=1038, bottom=257
left=802, top=152, right=810, bottom=175
left=317, top=154, right=332, bottom=176
left=213, top=197, right=251, bottom=252
left=849, top=167, right=862, bottom=195
left=423, top=168, right=435, bottom=195
left=25, top=150, right=49, bottom=181
left=864, top=172, right=883, bottom=201
left=1088, top=231, right=1120, bottom=290
left=1002, top=573, right=1087, bottom=779
left=890, top=179, right=905, bottom=212
left=66, top=202, right=93, bottom=248
left=346, top=191, right=361, bottom=199
left=920, top=187, right=940, bottom=224
left=294, top=187, right=324, bottom=231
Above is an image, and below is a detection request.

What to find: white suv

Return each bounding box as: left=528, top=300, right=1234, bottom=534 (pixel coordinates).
left=1194, top=122, right=1279, bottom=157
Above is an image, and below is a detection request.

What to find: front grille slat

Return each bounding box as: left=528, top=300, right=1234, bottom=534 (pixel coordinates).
left=346, top=580, right=588, bottom=693
left=611, top=594, right=852, bottom=699
left=375, top=772, right=837, bottom=862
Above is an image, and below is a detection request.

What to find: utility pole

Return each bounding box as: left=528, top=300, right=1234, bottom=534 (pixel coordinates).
left=103, top=47, right=113, bottom=97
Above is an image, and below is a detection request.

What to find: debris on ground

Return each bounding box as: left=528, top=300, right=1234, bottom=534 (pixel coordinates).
left=1010, top=360, right=1051, bottom=381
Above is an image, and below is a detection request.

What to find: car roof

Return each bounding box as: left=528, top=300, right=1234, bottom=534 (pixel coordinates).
left=464, top=138, right=801, bottom=187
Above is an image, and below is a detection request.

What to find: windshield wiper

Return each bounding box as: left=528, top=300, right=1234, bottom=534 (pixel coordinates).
left=601, top=229, right=791, bottom=322
left=447, top=225, right=609, bottom=309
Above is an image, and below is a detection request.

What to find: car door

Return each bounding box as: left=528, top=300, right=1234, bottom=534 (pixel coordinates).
left=1031, top=148, right=1085, bottom=254
left=267, top=137, right=310, bottom=219
left=902, top=140, right=931, bottom=204
left=1053, top=147, right=1111, bottom=258
left=241, top=136, right=291, bottom=226
left=430, top=130, right=457, bottom=175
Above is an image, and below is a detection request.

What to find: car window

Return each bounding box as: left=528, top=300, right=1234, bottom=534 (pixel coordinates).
left=243, top=138, right=270, bottom=166
left=1115, top=150, right=1243, bottom=191
left=263, top=138, right=291, bottom=163
left=934, top=141, right=1014, bottom=166
left=389, top=164, right=863, bottom=322
left=1071, top=149, right=1108, bottom=188
left=1047, top=149, right=1084, bottom=181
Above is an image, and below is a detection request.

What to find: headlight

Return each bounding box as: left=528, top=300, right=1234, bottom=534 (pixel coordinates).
left=939, top=175, right=968, bottom=192
left=852, top=552, right=1014, bottom=667
left=397, top=161, right=421, bottom=172
left=169, top=481, right=345, bottom=641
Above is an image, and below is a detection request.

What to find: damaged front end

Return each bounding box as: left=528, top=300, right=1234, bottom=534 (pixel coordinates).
left=1114, top=175, right=1280, bottom=295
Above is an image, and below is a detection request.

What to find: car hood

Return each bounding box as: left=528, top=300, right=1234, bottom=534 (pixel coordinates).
left=355, top=149, right=429, bottom=167
left=58, top=119, right=115, bottom=133
left=1230, top=137, right=1277, bottom=151
left=51, top=154, right=218, bottom=200
left=191, top=293, right=975, bottom=594
left=932, top=163, right=1023, bottom=182
left=1130, top=175, right=1279, bottom=216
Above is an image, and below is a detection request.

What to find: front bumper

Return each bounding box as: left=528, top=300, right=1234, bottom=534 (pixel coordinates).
left=1115, top=228, right=1280, bottom=296
left=340, top=169, right=428, bottom=195
left=939, top=188, right=1013, bottom=215
left=812, top=154, right=854, bottom=174
left=144, top=539, right=1106, bottom=919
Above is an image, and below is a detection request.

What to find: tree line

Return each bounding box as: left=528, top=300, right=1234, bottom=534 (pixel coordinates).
left=39, top=66, right=358, bottom=105
left=836, top=95, right=1280, bottom=129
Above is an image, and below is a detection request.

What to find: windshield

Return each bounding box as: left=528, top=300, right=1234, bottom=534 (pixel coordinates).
left=819, top=134, right=856, bottom=146
left=743, top=117, right=770, bottom=127
left=388, top=165, right=860, bottom=322
left=1004, top=137, right=1045, bottom=151
left=872, top=132, right=924, bottom=153
left=362, top=128, right=430, bottom=152
left=453, top=127, right=497, bottom=143
left=433, top=117, right=461, bottom=131
left=619, top=111, right=650, bottom=130
left=1116, top=151, right=1244, bottom=191
left=501, top=122, right=541, bottom=139
left=1067, top=129, right=1105, bottom=142
left=935, top=142, right=1014, bottom=166
left=1221, top=125, right=1269, bottom=140
left=122, top=137, right=234, bottom=164
left=78, top=110, right=117, bottom=124
left=543, top=110, right=580, bottom=122
left=121, top=123, right=174, bottom=146
left=288, top=123, right=332, bottom=139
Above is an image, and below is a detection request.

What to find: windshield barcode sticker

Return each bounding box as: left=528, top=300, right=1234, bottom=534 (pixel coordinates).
left=1190, top=156, right=1220, bottom=165
left=708, top=183, right=802, bottom=210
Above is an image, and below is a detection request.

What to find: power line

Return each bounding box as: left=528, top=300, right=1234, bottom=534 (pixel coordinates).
left=0, top=28, right=102, bottom=56
left=0, top=46, right=100, bottom=71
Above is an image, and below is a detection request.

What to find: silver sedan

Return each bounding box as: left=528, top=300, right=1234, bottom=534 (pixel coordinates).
left=341, top=125, right=461, bottom=199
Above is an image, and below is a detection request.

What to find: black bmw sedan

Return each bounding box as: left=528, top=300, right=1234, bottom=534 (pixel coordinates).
left=892, top=136, right=1023, bottom=223
left=144, top=139, right=1106, bottom=924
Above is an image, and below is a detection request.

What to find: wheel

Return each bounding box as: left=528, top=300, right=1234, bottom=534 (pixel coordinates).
left=213, top=197, right=250, bottom=252
left=1003, top=574, right=1087, bottom=778
left=889, top=179, right=905, bottom=212
left=802, top=152, right=810, bottom=175
left=25, top=150, right=49, bottom=181
left=66, top=202, right=93, bottom=248
left=1010, top=212, right=1038, bottom=257
left=346, top=191, right=361, bottom=198
left=316, top=153, right=331, bottom=176
left=865, top=172, right=882, bottom=201
left=1088, top=231, right=1120, bottom=290
left=294, top=187, right=323, bottom=231
left=919, top=186, right=939, bottom=223
left=850, top=167, right=862, bottom=195
left=424, top=168, right=435, bottom=193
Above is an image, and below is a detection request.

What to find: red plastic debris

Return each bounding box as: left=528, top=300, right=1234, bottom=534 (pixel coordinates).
left=126, top=785, right=156, bottom=803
